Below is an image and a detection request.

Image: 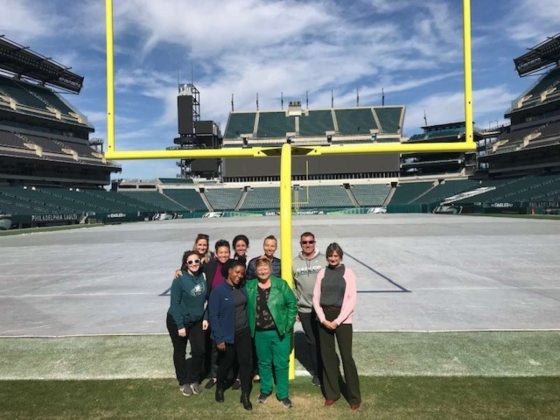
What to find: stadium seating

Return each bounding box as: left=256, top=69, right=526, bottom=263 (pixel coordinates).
left=299, top=110, right=335, bottom=137
left=335, top=109, right=377, bottom=135
left=205, top=188, right=243, bottom=211
left=0, top=131, right=29, bottom=150
left=119, top=191, right=186, bottom=212
left=224, top=112, right=257, bottom=139
left=294, top=185, right=353, bottom=208
left=350, top=184, right=391, bottom=206
left=16, top=81, right=77, bottom=116
left=0, top=77, right=46, bottom=110
left=241, top=187, right=279, bottom=210
left=160, top=189, right=208, bottom=211
left=158, top=178, right=193, bottom=184
left=389, top=182, right=434, bottom=204
left=410, top=179, right=479, bottom=204
left=374, top=107, right=402, bottom=133
left=256, top=112, right=296, bottom=138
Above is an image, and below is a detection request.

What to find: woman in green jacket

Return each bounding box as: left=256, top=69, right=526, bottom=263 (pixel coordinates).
left=246, top=256, right=297, bottom=409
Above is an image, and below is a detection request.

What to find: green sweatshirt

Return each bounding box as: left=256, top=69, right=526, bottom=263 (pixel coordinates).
left=167, top=271, right=208, bottom=329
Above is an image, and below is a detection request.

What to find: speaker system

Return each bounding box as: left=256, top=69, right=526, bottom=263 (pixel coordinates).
left=177, top=95, right=193, bottom=135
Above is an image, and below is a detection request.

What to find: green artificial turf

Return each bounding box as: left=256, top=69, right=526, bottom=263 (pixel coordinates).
left=2, top=332, right=559, bottom=379
left=0, top=377, right=559, bottom=419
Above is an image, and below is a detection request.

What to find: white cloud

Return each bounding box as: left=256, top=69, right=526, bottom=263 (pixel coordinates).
left=405, top=85, right=516, bottom=134
left=0, top=0, right=62, bottom=41
left=502, top=0, right=560, bottom=44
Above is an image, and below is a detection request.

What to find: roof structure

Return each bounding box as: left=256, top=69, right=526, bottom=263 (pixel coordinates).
left=0, top=35, right=83, bottom=93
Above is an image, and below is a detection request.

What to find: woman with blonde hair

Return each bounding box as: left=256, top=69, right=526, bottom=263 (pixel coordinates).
left=193, top=233, right=214, bottom=265
left=246, top=257, right=297, bottom=408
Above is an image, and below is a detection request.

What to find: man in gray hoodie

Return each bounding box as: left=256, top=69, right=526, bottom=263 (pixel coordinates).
left=293, top=231, right=324, bottom=386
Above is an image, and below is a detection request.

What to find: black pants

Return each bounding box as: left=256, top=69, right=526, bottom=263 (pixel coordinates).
left=216, top=328, right=253, bottom=393
left=206, top=337, right=219, bottom=379
left=318, top=307, right=361, bottom=404
left=166, top=313, right=205, bottom=386
left=298, top=310, right=322, bottom=378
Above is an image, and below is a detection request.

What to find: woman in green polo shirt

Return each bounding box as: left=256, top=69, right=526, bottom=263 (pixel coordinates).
left=246, top=256, right=297, bottom=409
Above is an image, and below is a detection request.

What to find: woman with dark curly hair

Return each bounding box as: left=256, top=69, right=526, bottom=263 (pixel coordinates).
left=209, top=260, right=253, bottom=410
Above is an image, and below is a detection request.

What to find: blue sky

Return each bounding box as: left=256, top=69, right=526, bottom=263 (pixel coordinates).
left=1, top=0, right=560, bottom=180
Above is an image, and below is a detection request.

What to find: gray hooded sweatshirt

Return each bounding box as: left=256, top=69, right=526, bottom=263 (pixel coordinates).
left=293, top=250, right=324, bottom=313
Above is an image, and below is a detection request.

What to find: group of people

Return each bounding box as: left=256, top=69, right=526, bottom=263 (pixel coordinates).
left=166, top=232, right=361, bottom=410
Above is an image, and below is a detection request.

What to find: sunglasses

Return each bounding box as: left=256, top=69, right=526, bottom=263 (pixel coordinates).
left=301, top=240, right=315, bottom=244
left=187, top=259, right=201, bottom=265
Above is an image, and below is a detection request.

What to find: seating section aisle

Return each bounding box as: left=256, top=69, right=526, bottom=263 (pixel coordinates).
left=118, top=191, right=186, bottom=212
left=335, top=109, right=377, bottom=135
left=410, top=180, right=479, bottom=204
left=160, top=189, right=208, bottom=211
left=205, top=188, right=242, bottom=211
left=455, top=175, right=560, bottom=204
left=389, top=182, right=434, bottom=204
left=256, top=112, right=296, bottom=138
left=350, top=184, right=390, bottom=206
left=299, top=110, right=334, bottom=137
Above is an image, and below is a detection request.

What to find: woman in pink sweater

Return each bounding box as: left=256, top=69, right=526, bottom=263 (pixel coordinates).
left=313, top=243, right=361, bottom=410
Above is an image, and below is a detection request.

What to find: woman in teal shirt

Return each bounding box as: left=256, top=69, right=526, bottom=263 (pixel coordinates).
left=166, top=250, right=209, bottom=397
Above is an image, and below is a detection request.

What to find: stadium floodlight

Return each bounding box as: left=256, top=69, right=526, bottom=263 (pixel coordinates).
left=105, top=0, right=475, bottom=380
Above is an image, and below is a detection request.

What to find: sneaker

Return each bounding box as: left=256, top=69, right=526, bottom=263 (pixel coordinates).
left=280, top=398, right=293, bottom=408
left=312, top=376, right=321, bottom=386
left=205, top=377, right=217, bottom=389
left=325, top=399, right=335, bottom=406
left=257, top=392, right=271, bottom=404
left=189, top=382, right=202, bottom=395
left=180, top=384, right=193, bottom=396
left=350, top=403, right=361, bottom=410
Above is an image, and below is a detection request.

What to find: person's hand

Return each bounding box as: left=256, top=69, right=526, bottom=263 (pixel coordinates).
left=296, top=314, right=300, bottom=322
left=322, top=320, right=336, bottom=330
left=202, top=320, right=209, bottom=331
left=217, top=342, right=226, bottom=351
left=178, top=328, right=186, bottom=337
left=331, top=321, right=338, bottom=329
left=174, top=269, right=181, bottom=279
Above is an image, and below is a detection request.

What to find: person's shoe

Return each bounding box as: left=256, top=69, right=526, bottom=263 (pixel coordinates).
left=232, top=378, right=241, bottom=390
left=280, top=398, right=293, bottom=408
left=257, top=392, right=271, bottom=404
left=312, top=376, right=321, bottom=386
left=205, top=377, right=217, bottom=389
left=350, top=403, right=361, bottom=410
left=240, top=392, right=253, bottom=411
left=215, top=387, right=225, bottom=403
left=189, top=382, right=202, bottom=395
left=180, top=384, right=193, bottom=396
left=325, top=399, right=335, bottom=406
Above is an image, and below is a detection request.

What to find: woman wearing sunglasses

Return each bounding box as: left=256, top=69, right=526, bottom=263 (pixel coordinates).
left=166, top=250, right=209, bottom=397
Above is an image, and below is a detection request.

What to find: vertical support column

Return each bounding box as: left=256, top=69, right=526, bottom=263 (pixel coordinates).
left=279, top=143, right=295, bottom=380
left=463, top=0, right=474, bottom=145
left=105, top=0, right=115, bottom=153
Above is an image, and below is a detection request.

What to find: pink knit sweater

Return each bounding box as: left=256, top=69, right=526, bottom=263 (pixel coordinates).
left=312, top=265, right=357, bottom=325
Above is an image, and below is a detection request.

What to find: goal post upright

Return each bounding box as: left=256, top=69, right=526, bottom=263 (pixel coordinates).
left=104, top=0, right=473, bottom=381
